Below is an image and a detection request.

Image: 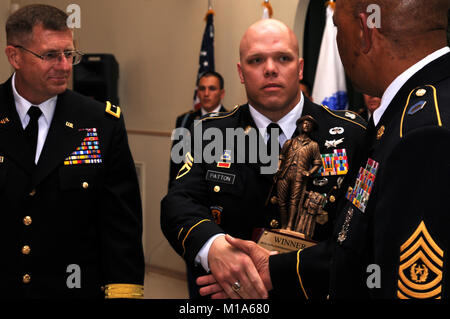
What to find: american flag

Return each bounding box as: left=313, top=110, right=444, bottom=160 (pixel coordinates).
left=193, top=9, right=215, bottom=110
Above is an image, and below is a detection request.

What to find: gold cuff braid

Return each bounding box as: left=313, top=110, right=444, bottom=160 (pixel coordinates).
left=104, top=284, right=144, bottom=299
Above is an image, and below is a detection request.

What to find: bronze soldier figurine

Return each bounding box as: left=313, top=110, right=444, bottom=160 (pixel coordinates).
left=276, top=115, right=323, bottom=233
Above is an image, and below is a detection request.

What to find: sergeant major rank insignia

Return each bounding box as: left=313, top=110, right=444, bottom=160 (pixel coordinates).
left=397, top=221, right=444, bottom=299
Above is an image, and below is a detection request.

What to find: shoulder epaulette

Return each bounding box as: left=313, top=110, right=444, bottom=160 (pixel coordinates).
left=194, top=104, right=241, bottom=127
left=319, top=104, right=367, bottom=130
left=400, top=85, right=442, bottom=138
left=105, top=101, right=121, bottom=119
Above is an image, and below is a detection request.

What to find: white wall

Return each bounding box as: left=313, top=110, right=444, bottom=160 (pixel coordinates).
left=1, top=0, right=310, bottom=276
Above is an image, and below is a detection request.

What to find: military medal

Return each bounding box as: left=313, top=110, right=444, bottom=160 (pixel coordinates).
left=64, top=128, right=103, bottom=165
left=217, top=150, right=232, bottom=168
left=319, top=149, right=348, bottom=176
left=345, top=158, right=379, bottom=213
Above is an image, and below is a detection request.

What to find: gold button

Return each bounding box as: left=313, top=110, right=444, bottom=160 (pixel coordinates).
left=270, top=219, right=279, bottom=228
left=270, top=196, right=278, bottom=205
left=23, top=274, right=31, bottom=284
left=82, top=182, right=89, bottom=189
left=29, top=189, right=36, bottom=196
left=416, top=88, right=426, bottom=97
left=213, top=186, right=220, bottom=193
left=22, top=245, right=31, bottom=255
left=23, top=216, right=32, bottom=226
left=329, top=195, right=336, bottom=203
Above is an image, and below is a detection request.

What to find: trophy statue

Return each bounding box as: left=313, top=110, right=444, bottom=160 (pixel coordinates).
left=255, top=115, right=327, bottom=253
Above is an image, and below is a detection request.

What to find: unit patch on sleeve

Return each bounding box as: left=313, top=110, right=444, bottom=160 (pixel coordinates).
left=397, top=221, right=444, bottom=299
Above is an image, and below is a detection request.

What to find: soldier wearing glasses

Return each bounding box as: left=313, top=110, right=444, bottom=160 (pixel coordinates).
left=0, top=4, right=144, bottom=298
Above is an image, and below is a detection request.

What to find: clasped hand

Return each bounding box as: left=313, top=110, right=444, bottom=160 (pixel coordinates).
left=196, top=234, right=275, bottom=299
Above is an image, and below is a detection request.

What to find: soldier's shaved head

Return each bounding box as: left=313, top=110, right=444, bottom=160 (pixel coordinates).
left=239, top=19, right=299, bottom=61
left=237, top=19, right=304, bottom=121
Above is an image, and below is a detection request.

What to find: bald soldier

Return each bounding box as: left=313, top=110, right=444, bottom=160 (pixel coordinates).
left=161, top=19, right=366, bottom=298
left=199, top=0, right=450, bottom=300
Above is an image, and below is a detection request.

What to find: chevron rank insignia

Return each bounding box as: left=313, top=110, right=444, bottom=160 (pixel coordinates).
left=176, top=152, right=194, bottom=180
left=64, top=128, right=102, bottom=165
left=105, top=101, right=121, bottom=118
left=397, top=221, right=444, bottom=299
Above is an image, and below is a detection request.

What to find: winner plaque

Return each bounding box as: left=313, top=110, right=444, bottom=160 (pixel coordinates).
left=255, top=115, right=327, bottom=253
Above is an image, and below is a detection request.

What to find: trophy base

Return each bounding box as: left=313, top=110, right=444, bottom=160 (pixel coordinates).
left=253, top=228, right=317, bottom=253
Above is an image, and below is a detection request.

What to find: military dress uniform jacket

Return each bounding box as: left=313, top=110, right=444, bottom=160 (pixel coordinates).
left=169, top=106, right=228, bottom=186
left=161, top=98, right=366, bottom=285
left=269, top=51, right=450, bottom=300
left=0, top=78, right=144, bottom=298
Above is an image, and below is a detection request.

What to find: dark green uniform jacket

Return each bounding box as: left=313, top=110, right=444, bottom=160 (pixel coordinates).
left=270, top=51, right=450, bottom=300
left=161, top=98, right=366, bottom=295
left=0, top=78, right=144, bottom=299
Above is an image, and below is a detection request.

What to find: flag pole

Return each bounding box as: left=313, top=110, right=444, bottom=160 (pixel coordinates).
left=193, top=0, right=216, bottom=110
left=205, top=0, right=215, bottom=20
left=262, top=0, right=273, bottom=19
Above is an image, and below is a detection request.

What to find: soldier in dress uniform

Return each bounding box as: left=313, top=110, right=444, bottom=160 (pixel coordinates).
left=198, top=0, right=450, bottom=300
left=161, top=18, right=366, bottom=298
left=169, top=71, right=227, bottom=185
left=0, top=4, right=144, bottom=298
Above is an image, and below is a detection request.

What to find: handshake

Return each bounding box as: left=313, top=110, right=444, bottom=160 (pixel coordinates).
left=196, top=234, right=277, bottom=299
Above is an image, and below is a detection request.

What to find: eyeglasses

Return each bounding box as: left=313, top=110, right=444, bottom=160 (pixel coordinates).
left=14, top=45, right=84, bottom=65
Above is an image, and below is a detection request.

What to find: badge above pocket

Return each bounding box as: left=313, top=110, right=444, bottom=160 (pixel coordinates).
left=64, top=128, right=102, bottom=165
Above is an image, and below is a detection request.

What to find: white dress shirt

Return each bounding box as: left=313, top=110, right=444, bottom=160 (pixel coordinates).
left=12, top=73, right=57, bottom=164
left=201, top=104, right=223, bottom=116
left=249, top=92, right=305, bottom=148
left=195, top=93, right=305, bottom=272
left=373, top=47, right=450, bottom=126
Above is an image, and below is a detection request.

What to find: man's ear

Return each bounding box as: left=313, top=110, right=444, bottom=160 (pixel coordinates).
left=237, top=62, right=245, bottom=84
left=5, top=45, right=20, bottom=70
left=298, top=57, right=304, bottom=81
left=358, top=13, right=373, bottom=54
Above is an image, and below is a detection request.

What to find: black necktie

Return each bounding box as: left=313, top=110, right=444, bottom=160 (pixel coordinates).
left=24, top=106, right=42, bottom=162
left=266, top=123, right=282, bottom=156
